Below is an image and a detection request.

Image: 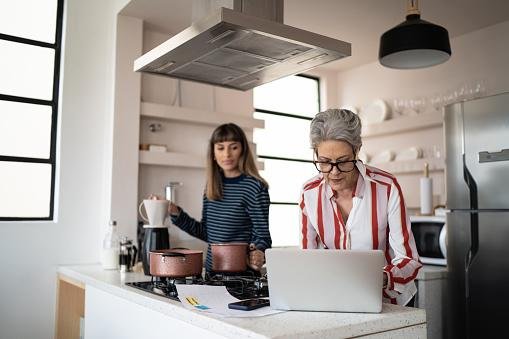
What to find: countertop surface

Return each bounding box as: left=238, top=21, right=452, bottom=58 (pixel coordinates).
left=416, top=264, right=448, bottom=280
left=58, top=264, right=426, bottom=339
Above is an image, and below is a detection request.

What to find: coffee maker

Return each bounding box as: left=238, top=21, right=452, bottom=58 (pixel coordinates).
left=138, top=183, right=181, bottom=275
left=138, top=197, right=170, bottom=275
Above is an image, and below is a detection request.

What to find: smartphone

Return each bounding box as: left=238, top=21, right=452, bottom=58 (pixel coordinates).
left=228, top=298, right=270, bottom=311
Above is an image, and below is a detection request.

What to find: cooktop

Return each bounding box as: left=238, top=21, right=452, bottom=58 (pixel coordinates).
left=126, top=273, right=269, bottom=302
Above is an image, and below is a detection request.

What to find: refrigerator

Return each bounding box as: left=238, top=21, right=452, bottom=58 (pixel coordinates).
left=444, top=92, right=509, bottom=338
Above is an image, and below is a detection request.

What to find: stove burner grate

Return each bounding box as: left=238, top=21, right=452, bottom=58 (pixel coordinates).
left=126, top=273, right=269, bottom=302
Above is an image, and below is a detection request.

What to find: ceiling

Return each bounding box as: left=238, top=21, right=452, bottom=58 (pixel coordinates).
left=121, top=0, right=509, bottom=72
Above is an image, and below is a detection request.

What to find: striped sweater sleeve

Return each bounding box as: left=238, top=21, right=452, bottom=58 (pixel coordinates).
left=246, top=185, right=271, bottom=251
left=383, top=180, right=422, bottom=302
left=170, top=195, right=208, bottom=242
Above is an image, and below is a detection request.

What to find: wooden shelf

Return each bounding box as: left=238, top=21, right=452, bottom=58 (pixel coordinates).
left=140, top=101, right=264, bottom=130
left=369, top=158, right=444, bottom=175
left=139, top=150, right=264, bottom=170
left=361, top=111, right=442, bottom=138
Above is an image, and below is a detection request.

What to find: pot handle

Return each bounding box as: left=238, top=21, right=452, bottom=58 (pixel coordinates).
left=161, top=252, right=186, bottom=257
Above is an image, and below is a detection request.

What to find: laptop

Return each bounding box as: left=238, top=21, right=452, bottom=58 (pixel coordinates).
left=265, top=248, right=384, bottom=313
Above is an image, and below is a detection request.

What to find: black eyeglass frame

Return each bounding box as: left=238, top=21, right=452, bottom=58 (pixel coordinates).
left=313, top=159, right=357, bottom=173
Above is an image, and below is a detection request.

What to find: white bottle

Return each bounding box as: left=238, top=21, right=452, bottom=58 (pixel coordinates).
left=420, top=163, right=433, bottom=215
left=101, top=220, right=120, bottom=270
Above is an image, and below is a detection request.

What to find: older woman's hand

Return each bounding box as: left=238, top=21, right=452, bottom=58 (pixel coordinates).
left=248, top=244, right=265, bottom=271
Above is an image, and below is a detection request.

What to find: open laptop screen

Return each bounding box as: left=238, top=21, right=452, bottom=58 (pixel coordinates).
left=265, top=248, right=384, bottom=313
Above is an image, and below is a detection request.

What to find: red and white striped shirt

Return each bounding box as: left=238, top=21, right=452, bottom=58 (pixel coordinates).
left=299, top=161, right=422, bottom=305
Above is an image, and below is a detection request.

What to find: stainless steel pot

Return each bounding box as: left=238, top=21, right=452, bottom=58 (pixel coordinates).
left=149, top=249, right=203, bottom=277
left=210, top=242, right=249, bottom=272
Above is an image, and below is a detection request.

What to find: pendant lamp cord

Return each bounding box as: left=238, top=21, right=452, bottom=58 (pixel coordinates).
left=407, top=0, right=420, bottom=16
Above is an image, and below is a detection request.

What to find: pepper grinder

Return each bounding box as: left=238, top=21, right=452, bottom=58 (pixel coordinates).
left=165, top=182, right=183, bottom=203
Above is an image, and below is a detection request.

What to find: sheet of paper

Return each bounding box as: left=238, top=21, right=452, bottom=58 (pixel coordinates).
left=176, top=285, right=284, bottom=318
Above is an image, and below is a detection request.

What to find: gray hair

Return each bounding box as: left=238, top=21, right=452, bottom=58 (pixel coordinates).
left=309, top=109, right=362, bottom=152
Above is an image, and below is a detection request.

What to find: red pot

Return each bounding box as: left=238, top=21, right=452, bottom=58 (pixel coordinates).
left=210, top=242, right=249, bottom=272
left=149, top=249, right=203, bottom=277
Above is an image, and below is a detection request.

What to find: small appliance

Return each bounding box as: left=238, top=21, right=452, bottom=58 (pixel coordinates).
left=410, top=215, right=447, bottom=266
left=138, top=195, right=171, bottom=275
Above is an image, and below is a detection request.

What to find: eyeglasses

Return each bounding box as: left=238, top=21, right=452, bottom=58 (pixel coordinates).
left=313, top=159, right=357, bottom=173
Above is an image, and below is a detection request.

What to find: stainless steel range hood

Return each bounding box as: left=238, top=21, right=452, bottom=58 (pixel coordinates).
left=134, top=0, right=351, bottom=91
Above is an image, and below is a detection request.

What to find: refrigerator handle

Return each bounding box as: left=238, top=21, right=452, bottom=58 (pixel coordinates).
left=463, top=154, right=479, bottom=339
left=463, top=154, right=479, bottom=254
left=478, top=148, right=509, bottom=163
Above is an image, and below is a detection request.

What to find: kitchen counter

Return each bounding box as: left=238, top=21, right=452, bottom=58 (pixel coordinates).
left=58, top=265, right=426, bottom=339
left=417, top=264, right=447, bottom=280
left=415, top=265, right=447, bottom=339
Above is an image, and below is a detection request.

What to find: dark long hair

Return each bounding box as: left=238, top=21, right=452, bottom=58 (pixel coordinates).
left=206, top=123, right=268, bottom=200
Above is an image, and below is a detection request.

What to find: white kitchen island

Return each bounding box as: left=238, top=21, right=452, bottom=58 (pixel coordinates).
left=57, top=265, right=426, bottom=339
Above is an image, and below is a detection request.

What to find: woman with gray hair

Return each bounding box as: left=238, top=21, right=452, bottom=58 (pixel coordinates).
left=300, top=109, right=421, bottom=306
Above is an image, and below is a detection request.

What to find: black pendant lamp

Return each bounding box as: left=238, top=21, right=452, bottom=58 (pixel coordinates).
left=379, top=0, right=451, bottom=69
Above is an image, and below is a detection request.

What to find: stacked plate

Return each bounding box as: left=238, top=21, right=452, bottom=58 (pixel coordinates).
left=359, top=99, right=390, bottom=125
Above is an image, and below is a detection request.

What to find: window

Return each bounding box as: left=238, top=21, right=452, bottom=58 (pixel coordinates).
left=253, top=75, right=320, bottom=246
left=0, top=0, right=64, bottom=220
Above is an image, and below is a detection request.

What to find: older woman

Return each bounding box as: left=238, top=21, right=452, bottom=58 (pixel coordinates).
left=299, top=109, right=422, bottom=306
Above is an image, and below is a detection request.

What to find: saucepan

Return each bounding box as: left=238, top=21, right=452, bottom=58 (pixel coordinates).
left=210, top=242, right=249, bottom=272
left=149, top=249, right=203, bottom=277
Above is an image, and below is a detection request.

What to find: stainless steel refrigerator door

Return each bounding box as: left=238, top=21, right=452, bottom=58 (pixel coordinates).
left=445, top=92, right=509, bottom=210
left=447, top=211, right=509, bottom=338
left=463, top=93, right=509, bottom=209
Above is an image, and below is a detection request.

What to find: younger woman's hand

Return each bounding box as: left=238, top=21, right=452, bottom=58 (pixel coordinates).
left=247, top=244, right=265, bottom=271
left=168, top=202, right=180, bottom=216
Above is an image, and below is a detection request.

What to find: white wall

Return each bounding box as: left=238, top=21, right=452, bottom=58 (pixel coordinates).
left=335, top=20, right=509, bottom=208
left=110, top=15, right=143, bottom=242
left=0, top=1, right=129, bottom=338
left=305, top=68, right=339, bottom=110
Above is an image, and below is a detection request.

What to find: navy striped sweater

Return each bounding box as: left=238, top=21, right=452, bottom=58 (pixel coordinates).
left=171, top=174, right=271, bottom=271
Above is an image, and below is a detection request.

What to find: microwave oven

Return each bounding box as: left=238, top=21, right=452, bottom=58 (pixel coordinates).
left=410, top=215, right=447, bottom=266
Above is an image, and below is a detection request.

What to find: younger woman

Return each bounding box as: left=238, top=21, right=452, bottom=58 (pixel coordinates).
left=169, top=123, right=271, bottom=272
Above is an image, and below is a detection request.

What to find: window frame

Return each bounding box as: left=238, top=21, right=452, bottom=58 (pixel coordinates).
left=0, top=0, right=64, bottom=221
left=254, top=73, right=320, bottom=206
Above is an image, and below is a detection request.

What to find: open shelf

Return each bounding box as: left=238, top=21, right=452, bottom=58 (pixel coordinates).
left=139, top=150, right=204, bottom=168
left=368, top=158, right=444, bottom=175
left=140, top=101, right=264, bottom=130
left=361, top=111, right=443, bottom=138
left=139, top=150, right=264, bottom=170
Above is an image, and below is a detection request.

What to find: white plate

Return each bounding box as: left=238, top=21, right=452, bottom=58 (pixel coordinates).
left=360, top=99, right=390, bottom=124
left=370, top=150, right=394, bottom=164
left=395, top=147, right=423, bottom=161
